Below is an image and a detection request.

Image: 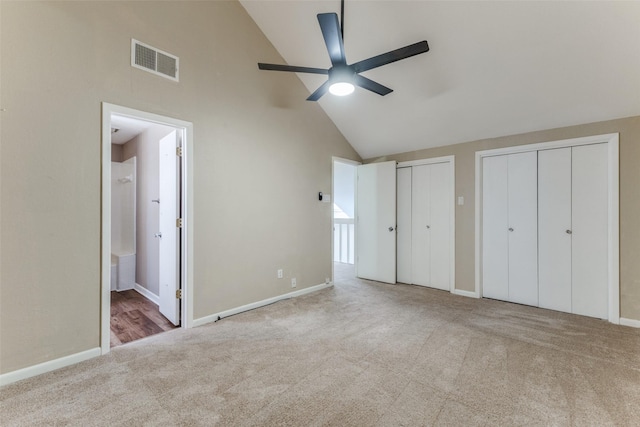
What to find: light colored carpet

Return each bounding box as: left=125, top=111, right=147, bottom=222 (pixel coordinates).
left=2, top=263, right=640, bottom=426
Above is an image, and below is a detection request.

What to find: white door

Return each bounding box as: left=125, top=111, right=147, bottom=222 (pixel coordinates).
left=483, top=152, right=537, bottom=304
left=411, top=165, right=430, bottom=287
left=429, top=162, right=451, bottom=291
left=482, top=155, right=509, bottom=300
left=538, top=148, right=572, bottom=313
left=572, top=143, right=608, bottom=319
left=158, top=130, right=180, bottom=325
left=396, top=167, right=412, bottom=284
left=356, top=161, right=397, bottom=284
left=507, top=152, right=538, bottom=306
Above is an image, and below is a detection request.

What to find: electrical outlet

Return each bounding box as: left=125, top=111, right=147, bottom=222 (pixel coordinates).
left=291, top=278, right=297, bottom=288
left=277, top=269, right=283, bottom=279
left=325, top=277, right=330, bottom=284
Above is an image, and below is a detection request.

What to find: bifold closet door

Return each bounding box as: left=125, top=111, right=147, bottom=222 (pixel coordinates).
left=572, top=143, right=608, bottom=319
left=411, top=165, right=431, bottom=287
left=506, top=152, right=538, bottom=306
left=428, top=162, right=451, bottom=291
left=482, top=152, right=537, bottom=305
left=410, top=163, right=451, bottom=290
left=396, top=167, right=412, bottom=284
left=538, top=148, right=572, bottom=313
left=482, top=155, right=510, bottom=301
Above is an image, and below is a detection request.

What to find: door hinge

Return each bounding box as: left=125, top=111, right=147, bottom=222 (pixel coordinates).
left=176, top=146, right=183, bottom=157
left=176, top=289, right=182, bottom=299
left=176, top=218, right=183, bottom=228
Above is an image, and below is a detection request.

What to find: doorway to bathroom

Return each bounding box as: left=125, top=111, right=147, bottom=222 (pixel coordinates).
left=101, top=103, right=193, bottom=354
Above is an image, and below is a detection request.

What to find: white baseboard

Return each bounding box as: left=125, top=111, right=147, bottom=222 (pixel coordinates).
left=134, top=283, right=160, bottom=305
left=193, top=282, right=333, bottom=327
left=452, top=288, right=480, bottom=298
left=0, top=347, right=101, bottom=387
left=619, top=317, right=640, bottom=328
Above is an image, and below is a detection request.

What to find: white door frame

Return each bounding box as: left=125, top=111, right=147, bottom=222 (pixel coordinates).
left=397, top=156, right=456, bottom=293
left=474, top=133, right=620, bottom=324
left=331, top=157, right=361, bottom=282
left=101, top=103, right=194, bottom=354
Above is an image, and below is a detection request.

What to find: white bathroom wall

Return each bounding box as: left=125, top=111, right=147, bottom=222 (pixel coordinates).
left=123, top=124, right=175, bottom=297
left=111, top=158, right=136, bottom=255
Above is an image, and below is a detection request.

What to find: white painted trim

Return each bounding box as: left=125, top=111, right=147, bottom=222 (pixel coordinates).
left=474, top=150, right=482, bottom=304
left=619, top=318, right=640, bottom=328
left=397, top=155, right=455, bottom=168
left=134, top=284, right=160, bottom=305
left=395, top=155, right=456, bottom=293
left=474, top=133, right=620, bottom=324
left=0, top=348, right=101, bottom=386
left=449, top=156, right=456, bottom=294
left=192, top=282, right=333, bottom=327
left=451, top=288, right=479, bottom=299
left=476, top=133, right=619, bottom=158
left=101, top=103, right=194, bottom=355
left=607, top=135, right=620, bottom=324
left=332, top=157, right=362, bottom=167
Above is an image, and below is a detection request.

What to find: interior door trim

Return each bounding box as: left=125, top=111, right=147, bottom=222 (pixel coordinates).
left=101, top=103, right=194, bottom=355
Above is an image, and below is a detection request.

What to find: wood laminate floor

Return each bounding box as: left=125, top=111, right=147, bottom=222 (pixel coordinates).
left=110, top=290, right=177, bottom=347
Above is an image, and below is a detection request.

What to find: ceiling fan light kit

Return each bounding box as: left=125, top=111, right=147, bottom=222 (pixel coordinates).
left=257, top=1, right=429, bottom=101
left=329, top=82, right=355, bottom=96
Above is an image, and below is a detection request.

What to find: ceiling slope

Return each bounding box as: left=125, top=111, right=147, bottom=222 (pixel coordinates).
left=241, top=0, right=640, bottom=158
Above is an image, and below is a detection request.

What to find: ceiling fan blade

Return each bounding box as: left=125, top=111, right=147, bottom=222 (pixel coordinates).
left=353, top=74, right=393, bottom=96
left=317, top=13, right=346, bottom=66
left=307, top=80, right=332, bottom=101
left=258, top=63, right=329, bottom=75
left=352, top=40, right=429, bottom=73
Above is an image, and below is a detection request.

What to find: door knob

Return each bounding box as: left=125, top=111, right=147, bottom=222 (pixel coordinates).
left=508, top=228, right=514, bottom=232
left=566, top=229, right=572, bottom=235
left=154, top=232, right=162, bottom=238
left=388, top=226, right=394, bottom=232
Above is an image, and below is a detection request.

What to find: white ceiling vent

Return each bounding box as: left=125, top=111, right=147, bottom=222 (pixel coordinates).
left=131, top=39, right=179, bottom=82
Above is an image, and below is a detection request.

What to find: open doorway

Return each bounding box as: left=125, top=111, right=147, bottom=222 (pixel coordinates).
left=101, top=104, right=193, bottom=354
left=332, top=158, right=360, bottom=282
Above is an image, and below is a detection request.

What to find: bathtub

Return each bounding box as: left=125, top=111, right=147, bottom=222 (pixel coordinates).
left=111, top=252, right=136, bottom=291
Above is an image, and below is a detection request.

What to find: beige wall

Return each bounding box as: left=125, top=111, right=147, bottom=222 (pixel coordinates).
left=367, top=115, right=640, bottom=321
left=0, top=1, right=360, bottom=374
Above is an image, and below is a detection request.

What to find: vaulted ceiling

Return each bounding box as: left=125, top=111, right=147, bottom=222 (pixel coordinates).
left=240, top=1, right=640, bottom=159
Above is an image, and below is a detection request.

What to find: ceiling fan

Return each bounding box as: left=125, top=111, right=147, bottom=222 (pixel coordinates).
left=257, top=0, right=429, bottom=101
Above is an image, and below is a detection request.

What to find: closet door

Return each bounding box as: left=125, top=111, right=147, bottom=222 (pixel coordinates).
left=572, top=143, right=608, bottom=319
left=411, top=165, right=431, bottom=286
left=429, top=162, right=451, bottom=291
left=507, top=152, right=538, bottom=306
left=538, top=148, right=572, bottom=312
left=396, top=167, right=412, bottom=284
left=482, top=155, right=509, bottom=300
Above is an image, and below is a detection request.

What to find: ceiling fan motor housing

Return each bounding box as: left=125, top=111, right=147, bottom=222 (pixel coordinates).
left=329, top=66, right=355, bottom=84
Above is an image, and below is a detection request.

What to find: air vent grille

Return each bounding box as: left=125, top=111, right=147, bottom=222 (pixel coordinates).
left=131, top=39, right=179, bottom=82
